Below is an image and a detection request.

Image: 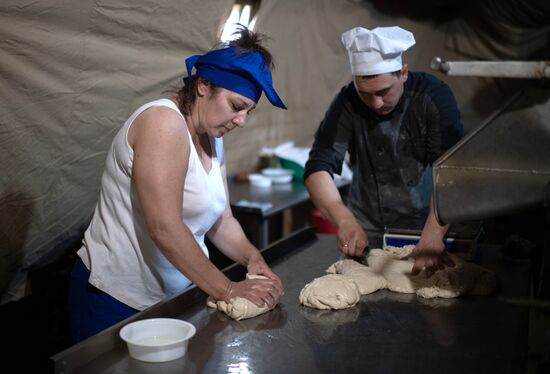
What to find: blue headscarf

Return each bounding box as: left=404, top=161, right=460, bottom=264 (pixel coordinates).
left=185, top=46, right=287, bottom=109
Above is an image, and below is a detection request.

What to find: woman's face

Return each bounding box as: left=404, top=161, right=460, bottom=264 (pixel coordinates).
left=353, top=65, right=408, bottom=116
left=196, top=79, right=256, bottom=137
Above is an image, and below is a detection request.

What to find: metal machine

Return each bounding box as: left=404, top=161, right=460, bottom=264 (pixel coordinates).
left=430, top=57, right=550, bottom=225
left=430, top=58, right=550, bottom=295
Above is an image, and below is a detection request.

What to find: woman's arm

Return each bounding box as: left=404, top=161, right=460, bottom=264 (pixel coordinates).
left=207, top=164, right=283, bottom=291
left=129, top=108, right=281, bottom=306
left=129, top=106, right=230, bottom=300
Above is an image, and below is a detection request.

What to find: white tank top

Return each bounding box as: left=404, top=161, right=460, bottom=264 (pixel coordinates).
left=77, top=98, right=227, bottom=310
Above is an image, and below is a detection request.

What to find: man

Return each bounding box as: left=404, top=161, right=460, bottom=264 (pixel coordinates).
left=304, top=26, right=463, bottom=277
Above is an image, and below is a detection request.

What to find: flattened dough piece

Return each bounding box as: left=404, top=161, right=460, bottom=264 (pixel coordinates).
left=326, top=259, right=387, bottom=295
left=367, top=246, right=497, bottom=298
left=206, top=274, right=270, bottom=321
left=367, top=247, right=432, bottom=294
left=299, top=274, right=361, bottom=310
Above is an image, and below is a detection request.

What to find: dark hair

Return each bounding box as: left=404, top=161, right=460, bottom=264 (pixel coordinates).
left=176, top=25, right=274, bottom=115
left=227, top=25, right=274, bottom=69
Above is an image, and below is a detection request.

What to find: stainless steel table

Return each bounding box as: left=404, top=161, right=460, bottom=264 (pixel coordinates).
left=51, top=228, right=531, bottom=373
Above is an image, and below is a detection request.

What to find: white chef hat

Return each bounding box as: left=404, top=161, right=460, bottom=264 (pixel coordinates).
left=341, top=26, right=415, bottom=76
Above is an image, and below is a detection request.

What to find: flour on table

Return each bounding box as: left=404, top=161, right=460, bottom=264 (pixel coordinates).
left=299, top=274, right=361, bottom=310
left=206, top=274, right=270, bottom=321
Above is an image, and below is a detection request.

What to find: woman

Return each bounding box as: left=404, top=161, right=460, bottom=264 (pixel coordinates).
left=69, top=26, right=286, bottom=343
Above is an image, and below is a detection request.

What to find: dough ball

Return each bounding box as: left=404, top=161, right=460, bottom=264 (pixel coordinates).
left=206, top=274, right=271, bottom=321
left=299, top=274, right=361, bottom=310
left=207, top=297, right=270, bottom=321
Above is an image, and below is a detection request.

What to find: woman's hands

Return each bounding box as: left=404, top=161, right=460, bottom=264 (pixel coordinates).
left=224, top=277, right=282, bottom=310
left=222, top=254, right=284, bottom=309
left=247, top=254, right=283, bottom=287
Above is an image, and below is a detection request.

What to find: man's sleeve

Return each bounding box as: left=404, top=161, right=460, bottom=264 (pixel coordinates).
left=425, top=80, right=464, bottom=164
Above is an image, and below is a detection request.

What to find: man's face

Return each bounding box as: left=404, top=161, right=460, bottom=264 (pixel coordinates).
left=353, top=66, right=408, bottom=116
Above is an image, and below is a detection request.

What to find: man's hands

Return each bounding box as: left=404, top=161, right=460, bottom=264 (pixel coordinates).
left=305, top=171, right=367, bottom=257
left=409, top=195, right=455, bottom=277
left=410, top=236, right=455, bottom=278
left=337, top=219, right=368, bottom=257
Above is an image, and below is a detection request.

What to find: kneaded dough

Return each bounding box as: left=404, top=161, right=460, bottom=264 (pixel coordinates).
left=366, top=246, right=497, bottom=299
left=302, top=245, right=497, bottom=310
left=206, top=274, right=270, bottom=321
left=366, top=246, right=433, bottom=294
left=326, top=259, right=387, bottom=295
left=299, top=274, right=361, bottom=310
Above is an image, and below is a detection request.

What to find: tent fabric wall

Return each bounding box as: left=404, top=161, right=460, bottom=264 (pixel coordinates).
left=446, top=0, right=550, bottom=60
left=223, top=0, right=550, bottom=173
left=1, top=0, right=548, bottom=304
left=0, top=0, right=233, bottom=303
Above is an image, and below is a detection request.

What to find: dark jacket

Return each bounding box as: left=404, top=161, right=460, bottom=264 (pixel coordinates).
left=305, top=72, right=464, bottom=244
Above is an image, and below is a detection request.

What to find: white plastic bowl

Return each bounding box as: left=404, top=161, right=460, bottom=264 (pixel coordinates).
left=261, top=168, right=294, bottom=184
left=248, top=173, right=272, bottom=187
left=119, top=318, right=196, bottom=363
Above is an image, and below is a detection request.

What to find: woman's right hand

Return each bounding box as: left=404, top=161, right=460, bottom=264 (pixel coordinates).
left=224, top=278, right=282, bottom=309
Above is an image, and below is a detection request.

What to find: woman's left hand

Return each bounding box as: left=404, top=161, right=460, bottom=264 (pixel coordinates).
left=247, top=254, right=284, bottom=295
